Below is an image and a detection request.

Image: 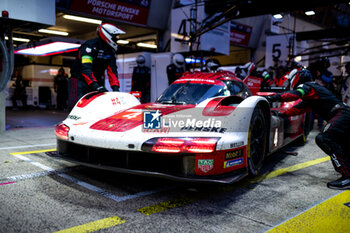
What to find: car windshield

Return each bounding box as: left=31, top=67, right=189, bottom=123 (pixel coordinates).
left=156, top=82, right=228, bottom=105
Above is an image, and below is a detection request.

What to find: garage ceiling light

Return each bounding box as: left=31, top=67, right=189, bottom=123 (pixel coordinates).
left=15, top=41, right=81, bottom=56
left=136, top=42, right=157, bottom=49
left=117, top=39, right=129, bottom=44
left=294, top=56, right=302, bottom=62
left=273, top=14, right=283, bottom=19
left=305, top=10, right=315, bottom=16
left=63, top=14, right=102, bottom=24
left=38, top=29, right=69, bottom=36
left=5, top=36, right=30, bottom=42
left=171, top=33, right=190, bottom=41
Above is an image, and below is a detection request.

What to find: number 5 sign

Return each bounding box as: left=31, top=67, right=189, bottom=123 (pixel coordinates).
left=265, top=34, right=295, bottom=68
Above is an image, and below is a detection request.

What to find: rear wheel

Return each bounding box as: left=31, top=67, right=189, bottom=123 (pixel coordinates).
left=247, top=105, right=267, bottom=176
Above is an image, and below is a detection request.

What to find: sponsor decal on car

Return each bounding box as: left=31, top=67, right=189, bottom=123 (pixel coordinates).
left=198, top=159, right=214, bottom=173
left=230, top=141, right=244, bottom=148
left=225, top=148, right=243, bottom=160
left=111, top=97, right=121, bottom=105
left=68, top=115, right=81, bottom=120
left=224, top=158, right=243, bottom=168
left=181, top=126, right=227, bottom=133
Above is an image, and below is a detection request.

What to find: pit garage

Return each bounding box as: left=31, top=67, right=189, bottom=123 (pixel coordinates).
left=0, top=1, right=349, bottom=232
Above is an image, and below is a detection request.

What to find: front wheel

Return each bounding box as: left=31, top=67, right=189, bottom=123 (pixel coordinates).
left=247, top=105, right=268, bottom=176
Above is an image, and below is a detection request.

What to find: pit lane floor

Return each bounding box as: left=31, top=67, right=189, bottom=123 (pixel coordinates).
left=0, top=109, right=349, bottom=233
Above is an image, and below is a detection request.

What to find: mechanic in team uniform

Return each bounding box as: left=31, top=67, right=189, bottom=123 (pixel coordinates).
left=69, top=23, right=125, bottom=109
left=274, top=65, right=288, bottom=87
left=266, top=68, right=350, bottom=190
left=131, top=55, right=151, bottom=103
left=242, top=61, right=275, bottom=89
left=166, top=54, right=185, bottom=85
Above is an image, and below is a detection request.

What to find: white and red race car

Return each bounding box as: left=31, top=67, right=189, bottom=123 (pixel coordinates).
left=55, top=71, right=310, bottom=183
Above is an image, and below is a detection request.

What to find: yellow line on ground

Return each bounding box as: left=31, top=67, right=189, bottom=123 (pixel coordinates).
left=54, top=216, right=126, bottom=233
left=137, top=197, right=197, bottom=216
left=138, top=156, right=331, bottom=216
left=249, top=156, right=330, bottom=184
left=267, top=190, right=350, bottom=233
left=10, top=148, right=56, bottom=155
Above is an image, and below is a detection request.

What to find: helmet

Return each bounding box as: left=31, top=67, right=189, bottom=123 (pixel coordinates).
left=289, top=68, right=312, bottom=89
left=97, top=23, right=125, bottom=50
left=136, top=55, right=145, bottom=67
left=172, top=54, right=185, bottom=68
left=205, top=58, right=221, bottom=72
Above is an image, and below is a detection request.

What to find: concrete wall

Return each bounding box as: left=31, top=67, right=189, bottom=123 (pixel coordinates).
left=147, top=0, right=173, bottom=30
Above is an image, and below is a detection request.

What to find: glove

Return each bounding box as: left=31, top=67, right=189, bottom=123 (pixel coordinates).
left=91, top=82, right=107, bottom=93
left=265, top=94, right=281, bottom=103
left=111, top=85, right=119, bottom=92
left=96, top=86, right=108, bottom=93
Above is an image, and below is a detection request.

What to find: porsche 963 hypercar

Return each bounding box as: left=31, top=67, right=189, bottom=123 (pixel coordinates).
left=55, top=71, right=309, bottom=183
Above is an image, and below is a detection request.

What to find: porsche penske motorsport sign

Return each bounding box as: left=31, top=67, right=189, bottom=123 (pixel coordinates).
left=59, top=0, right=151, bottom=25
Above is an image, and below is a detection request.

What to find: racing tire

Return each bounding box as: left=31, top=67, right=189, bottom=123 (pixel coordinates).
left=247, top=105, right=268, bottom=176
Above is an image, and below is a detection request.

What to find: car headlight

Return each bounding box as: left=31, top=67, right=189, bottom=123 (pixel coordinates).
left=55, top=123, right=70, bottom=140
left=142, top=137, right=220, bottom=153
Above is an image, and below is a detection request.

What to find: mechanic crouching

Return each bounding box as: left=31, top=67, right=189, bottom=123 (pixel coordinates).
left=266, top=68, right=350, bottom=190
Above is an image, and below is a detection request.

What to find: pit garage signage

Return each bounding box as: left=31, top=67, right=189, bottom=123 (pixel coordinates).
left=59, top=0, right=151, bottom=25
left=230, top=21, right=252, bottom=47
left=265, top=34, right=295, bottom=68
